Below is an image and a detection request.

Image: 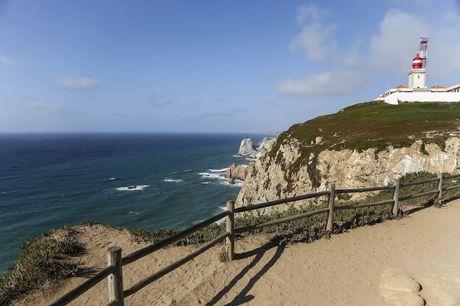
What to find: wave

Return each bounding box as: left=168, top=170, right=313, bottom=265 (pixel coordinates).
left=171, top=169, right=192, bottom=174
left=198, top=172, right=224, bottom=180
left=163, top=178, right=183, bottom=183
left=208, top=167, right=228, bottom=173
left=108, top=177, right=116, bottom=181
left=198, top=168, right=244, bottom=188
left=214, top=206, right=228, bottom=224
left=0, top=190, right=16, bottom=195
left=115, top=185, right=150, bottom=191
left=219, top=180, right=244, bottom=187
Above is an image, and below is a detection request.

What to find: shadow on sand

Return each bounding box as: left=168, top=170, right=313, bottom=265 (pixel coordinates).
left=206, top=241, right=285, bottom=306
left=205, top=197, right=459, bottom=305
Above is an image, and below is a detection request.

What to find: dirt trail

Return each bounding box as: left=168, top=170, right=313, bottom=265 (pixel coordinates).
left=16, top=200, right=460, bottom=306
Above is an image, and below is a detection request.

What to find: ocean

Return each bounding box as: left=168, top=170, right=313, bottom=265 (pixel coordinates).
left=0, top=133, right=265, bottom=275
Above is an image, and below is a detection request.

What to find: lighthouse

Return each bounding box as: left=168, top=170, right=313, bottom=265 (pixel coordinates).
left=408, top=37, right=428, bottom=89
left=377, top=37, right=460, bottom=104
left=408, top=54, right=426, bottom=89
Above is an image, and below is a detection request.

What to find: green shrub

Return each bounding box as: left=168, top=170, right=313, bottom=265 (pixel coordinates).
left=0, top=228, right=83, bottom=305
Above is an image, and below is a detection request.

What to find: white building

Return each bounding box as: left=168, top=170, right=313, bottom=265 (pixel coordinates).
left=378, top=38, right=460, bottom=105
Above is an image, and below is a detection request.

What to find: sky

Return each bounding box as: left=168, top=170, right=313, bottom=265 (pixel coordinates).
left=0, top=0, right=460, bottom=134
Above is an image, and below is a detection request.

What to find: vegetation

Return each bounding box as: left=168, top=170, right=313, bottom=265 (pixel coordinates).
left=268, top=101, right=460, bottom=187
left=0, top=227, right=83, bottom=305
left=126, top=171, right=448, bottom=246
left=4, top=172, right=460, bottom=303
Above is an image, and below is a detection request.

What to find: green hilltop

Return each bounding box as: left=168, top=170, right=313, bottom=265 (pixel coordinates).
left=268, top=101, right=460, bottom=188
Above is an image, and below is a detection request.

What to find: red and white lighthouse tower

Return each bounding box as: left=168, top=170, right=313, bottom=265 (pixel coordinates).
left=408, top=37, right=428, bottom=89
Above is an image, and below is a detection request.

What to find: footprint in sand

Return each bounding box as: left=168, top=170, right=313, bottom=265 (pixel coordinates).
left=379, top=269, right=424, bottom=306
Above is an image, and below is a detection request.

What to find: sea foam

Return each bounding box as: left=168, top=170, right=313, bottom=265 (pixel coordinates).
left=198, top=167, right=244, bottom=187
left=163, top=178, right=184, bottom=183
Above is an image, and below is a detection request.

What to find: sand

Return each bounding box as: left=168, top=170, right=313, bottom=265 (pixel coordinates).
left=15, top=200, right=460, bottom=306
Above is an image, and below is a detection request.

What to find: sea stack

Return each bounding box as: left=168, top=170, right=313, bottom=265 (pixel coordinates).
left=238, top=138, right=257, bottom=156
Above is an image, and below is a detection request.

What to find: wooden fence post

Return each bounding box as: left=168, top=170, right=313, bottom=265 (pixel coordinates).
left=437, top=172, right=443, bottom=206
left=392, top=178, right=400, bottom=217
left=107, top=246, right=124, bottom=306
left=326, top=183, right=335, bottom=232
left=226, top=201, right=235, bottom=261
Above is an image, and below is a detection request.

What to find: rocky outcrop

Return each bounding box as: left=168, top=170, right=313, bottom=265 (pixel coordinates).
left=236, top=137, right=460, bottom=214
left=257, top=137, right=276, bottom=151
left=219, top=163, right=249, bottom=183
left=238, top=138, right=257, bottom=157
left=238, top=137, right=276, bottom=157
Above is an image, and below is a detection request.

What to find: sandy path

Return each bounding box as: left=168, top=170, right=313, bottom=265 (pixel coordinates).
left=16, top=200, right=460, bottom=306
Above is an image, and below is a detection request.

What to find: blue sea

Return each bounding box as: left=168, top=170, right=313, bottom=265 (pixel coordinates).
left=0, top=133, right=265, bottom=275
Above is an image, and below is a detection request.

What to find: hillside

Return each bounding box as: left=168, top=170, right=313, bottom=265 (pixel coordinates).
left=272, top=101, right=460, bottom=186
left=237, top=101, right=460, bottom=210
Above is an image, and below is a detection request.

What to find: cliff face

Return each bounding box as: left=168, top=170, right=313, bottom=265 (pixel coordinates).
left=236, top=138, right=460, bottom=213
left=236, top=102, right=460, bottom=214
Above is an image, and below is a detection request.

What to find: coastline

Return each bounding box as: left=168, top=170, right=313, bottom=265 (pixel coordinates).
left=0, top=133, right=268, bottom=276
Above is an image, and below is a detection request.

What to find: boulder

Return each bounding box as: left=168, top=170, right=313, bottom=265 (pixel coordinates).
left=220, top=163, right=249, bottom=183
left=380, top=269, right=421, bottom=293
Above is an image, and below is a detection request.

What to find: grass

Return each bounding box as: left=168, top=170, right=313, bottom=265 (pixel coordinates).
left=0, top=227, right=83, bottom=305
left=268, top=101, right=460, bottom=188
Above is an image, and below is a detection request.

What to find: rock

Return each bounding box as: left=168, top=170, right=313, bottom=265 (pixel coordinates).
left=238, top=138, right=257, bottom=157
left=418, top=276, right=460, bottom=306
left=379, top=270, right=424, bottom=306
left=380, top=269, right=421, bottom=293
left=380, top=290, right=425, bottom=306
left=220, top=163, right=249, bottom=182
left=236, top=137, right=460, bottom=214
left=257, top=137, right=275, bottom=151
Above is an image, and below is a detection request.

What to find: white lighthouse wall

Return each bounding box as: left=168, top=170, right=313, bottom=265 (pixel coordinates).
left=383, top=92, right=460, bottom=105
left=408, top=69, right=426, bottom=89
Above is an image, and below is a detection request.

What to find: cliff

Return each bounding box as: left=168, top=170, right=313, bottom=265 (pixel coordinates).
left=236, top=101, right=460, bottom=213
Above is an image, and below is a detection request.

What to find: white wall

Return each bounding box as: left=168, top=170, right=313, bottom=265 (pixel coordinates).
left=383, top=92, right=460, bottom=105
left=408, top=71, right=426, bottom=89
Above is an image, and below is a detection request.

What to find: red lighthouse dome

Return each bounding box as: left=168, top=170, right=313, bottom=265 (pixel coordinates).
left=412, top=54, right=423, bottom=69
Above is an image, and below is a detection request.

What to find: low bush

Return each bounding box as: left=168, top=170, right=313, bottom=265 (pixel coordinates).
left=0, top=227, right=83, bottom=305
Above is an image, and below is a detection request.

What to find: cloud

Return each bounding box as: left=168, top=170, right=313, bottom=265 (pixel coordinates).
left=281, top=3, right=369, bottom=96
left=278, top=70, right=371, bottom=96
left=370, top=7, right=460, bottom=77
left=289, top=3, right=335, bottom=61
left=56, top=77, right=100, bottom=90
left=290, top=23, right=335, bottom=61
left=0, top=54, right=16, bottom=65
left=150, top=95, right=171, bottom=107
left=370, top=9, right=429, bottom=73
left=25, top=100, right=62, bottom=113
left=296, top=3, right=326, bottom=24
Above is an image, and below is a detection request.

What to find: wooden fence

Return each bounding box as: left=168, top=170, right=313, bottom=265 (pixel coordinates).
left=50, top=172, right=460, bottom=305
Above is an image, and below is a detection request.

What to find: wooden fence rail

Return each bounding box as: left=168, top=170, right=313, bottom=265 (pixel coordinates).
left=51, top=172, right=458, bottom=306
